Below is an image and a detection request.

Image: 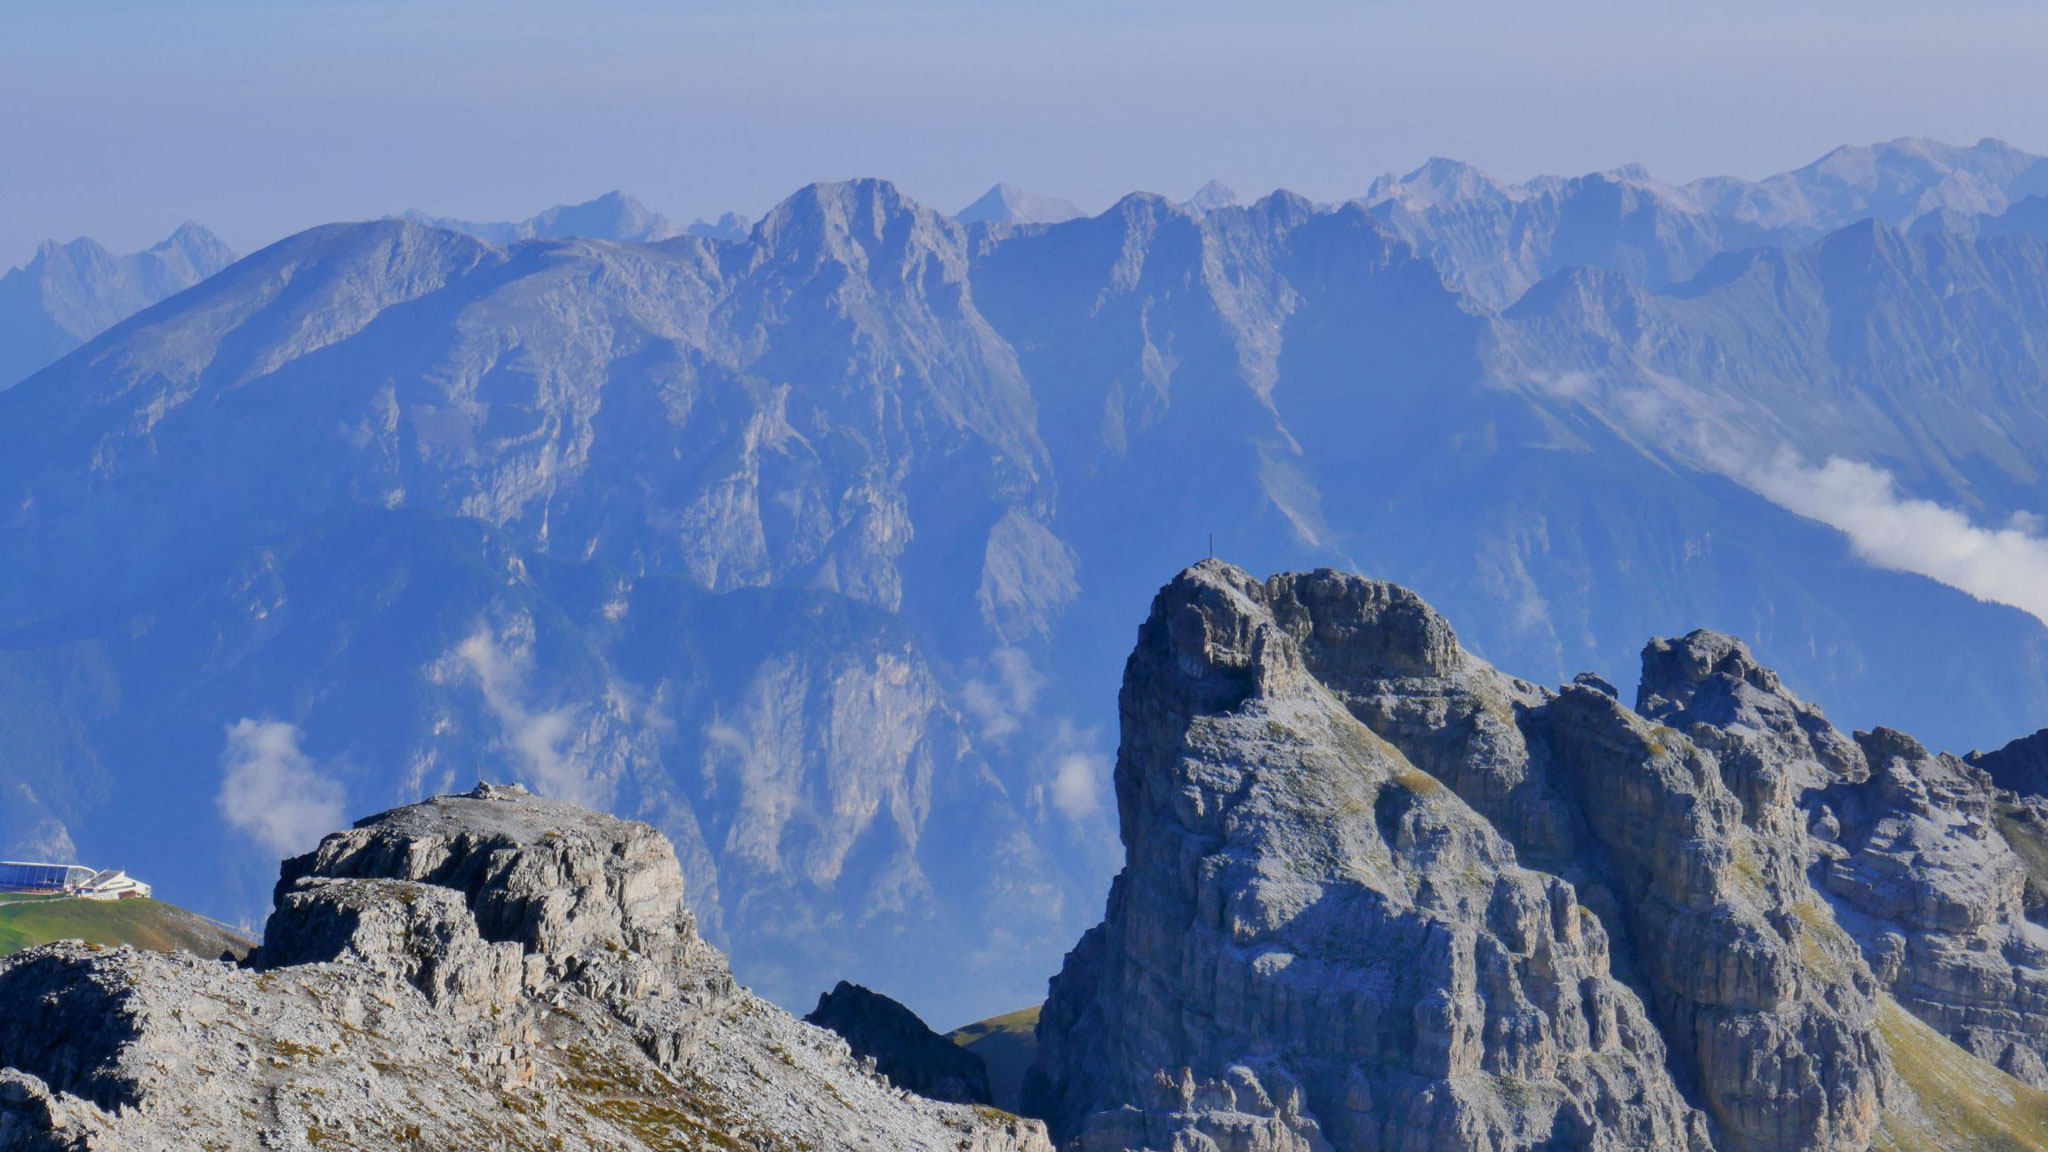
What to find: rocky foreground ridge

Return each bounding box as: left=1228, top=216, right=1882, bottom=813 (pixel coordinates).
left=8, top=562, right=2048, bottom=1151
left=1028, top=562, right=2048, bottom=1152
left=0, top=785, right=1050, bottom=1152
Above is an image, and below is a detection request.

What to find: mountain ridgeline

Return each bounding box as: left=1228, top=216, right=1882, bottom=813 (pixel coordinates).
left=7, top=138, right=2048, bottom=1027
left=0, top=222, right=234, bottom=386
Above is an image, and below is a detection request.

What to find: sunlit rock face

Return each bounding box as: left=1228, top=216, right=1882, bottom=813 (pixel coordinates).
left=1029, top=563, right=1713, bottom=1152
left=0, top=784, right=1054, bottom=1152
left=1031, top=562, right=2048, bottom=1151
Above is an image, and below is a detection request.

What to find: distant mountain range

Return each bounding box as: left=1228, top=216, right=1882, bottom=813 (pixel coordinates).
left=0, top=223, right=235, bottom=387
left=6, top=138, right=2048, bottom=1029
left=399, top=189, right=750, bottom=245
left=1360, top=136, right=2048, bottom=307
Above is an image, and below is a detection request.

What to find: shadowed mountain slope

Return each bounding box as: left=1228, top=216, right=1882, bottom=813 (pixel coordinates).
left=8, top=143, right=2048, bottom=1027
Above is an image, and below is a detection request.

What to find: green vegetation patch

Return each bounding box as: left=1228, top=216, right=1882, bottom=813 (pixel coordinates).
left=561, top=1043, right=759, bottom=1150
left=946, top=1005, right=1041, bottom=1116
left=0, top=897, right=253, bottom=960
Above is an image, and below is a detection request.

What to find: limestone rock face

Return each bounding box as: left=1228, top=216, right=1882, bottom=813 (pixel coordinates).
left=1262, top=579, right=1890, bottom=1152
left=1821, top=730, right=2048, bottom=1084
left=1033, top=565, right=2048, bottom=1152
left=1028, top=561, right=1710, bottom=1152
left=1638, top=633, right=2048, bottom=1090
left=0, top=784, right=1052, bottom=1152
left=805, top=980, right=995, bottom=1104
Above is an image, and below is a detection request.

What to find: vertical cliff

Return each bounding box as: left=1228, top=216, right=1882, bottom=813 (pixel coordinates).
left=1032, top=563, right=2048, bottom=1152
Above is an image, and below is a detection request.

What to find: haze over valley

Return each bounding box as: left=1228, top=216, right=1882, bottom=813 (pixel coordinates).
left=4, top=137, right=2048, bottom=1037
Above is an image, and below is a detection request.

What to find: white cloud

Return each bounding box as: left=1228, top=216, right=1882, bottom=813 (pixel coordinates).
left=1741, top=449, right=2048, bottom=627
left=1526, top=369, right=1595, bottom=399
left=1574, top=367, right=2048, bottom=630
left=960, top=646, right=1044, bottom=741
left=1048, top=751, right=1108, bottom=821
left=1025, top=719, right=1111, bottom=824
left=217, top=719, right=347, bottom=857
left=454, top=626, right=595, bottom=807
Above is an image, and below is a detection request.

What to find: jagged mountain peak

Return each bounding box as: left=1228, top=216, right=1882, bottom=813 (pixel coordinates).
left=1036, top=562, right=2048, bottom=1149
left=1035, top=561, right=1713, bottom=1149
left=685, top=210, right=752, bottom=242
left=1683, top=135, right=2048, bottom=233
left=400, top=190, right=681, bottom=246
left=153, top=220, right=235, bottom=262
left=1179, top=179, right=1239, bottom=215
left=955, top=183, right=1087, bottom=227
left=0, top=221, right=240, bottom=387
left=521, top=189, right=678, bottom=242
left=24, top=234, right=112, bottom=268
left=1367, top=155, right=1517, bottom=207
left=761, top=175, right=922, bottom=223
left=749, top=177, right=971, bottom=271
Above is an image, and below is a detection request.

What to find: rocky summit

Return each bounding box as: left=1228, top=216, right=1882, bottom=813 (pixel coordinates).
left=1028, top=561, right=2048, bottom=1152
left=0, top=784, right=1051, bottom=1152
left=806, top=980, right=996, bottom=1105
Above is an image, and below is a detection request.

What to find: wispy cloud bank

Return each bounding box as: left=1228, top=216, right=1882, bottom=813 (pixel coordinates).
left=217, top=719, right=346, bottom=856
left=1553, top=369, right=2048, bottom=629
left=454, top=625, right=595, bottom=806
left=961, top=646, right=1044, bottom=742
left=1742, top=450, right=2048, bottom=627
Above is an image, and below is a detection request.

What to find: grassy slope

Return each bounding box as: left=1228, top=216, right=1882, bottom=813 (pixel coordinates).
left=0, top=896, right=253, bottom=960
left=1877, top=996, right=2048, bottom=1152
left=947, top=1005, right=1040, bottom=1115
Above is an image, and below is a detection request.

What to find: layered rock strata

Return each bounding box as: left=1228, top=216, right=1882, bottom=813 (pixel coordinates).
left=0, top=784, right=1051, bottom=1152
left=1280, top=581, right=1888, bottom=1152
left=1635, top=633, right=2048, bottom=1088
left=1031, top=562, right=2048, bottom=1152
left=1027, top=562, right=1710, bottom=1152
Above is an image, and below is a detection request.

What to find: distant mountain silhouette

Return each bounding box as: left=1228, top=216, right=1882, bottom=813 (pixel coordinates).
left=0, top=222, right=235, bottom=386
left=956, top=183, right=1086, bottom=226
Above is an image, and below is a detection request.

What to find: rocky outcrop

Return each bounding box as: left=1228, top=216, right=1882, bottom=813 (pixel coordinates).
left=1273, top=577, right=1890, bottom=1152
left=1818, top=731, right=2048, bottom=1084
left=1031, top=563, right=2048, bottom=1152
left=1970, top=727, right=2048, bottom=800
left=1637, top=632, right=2048, bottom=1090
left=0, top=784, right=1052, bottom=1152
left=1028, top=561, right=1710, bottom=1152
left=806, top=980, right=995, bottom=1104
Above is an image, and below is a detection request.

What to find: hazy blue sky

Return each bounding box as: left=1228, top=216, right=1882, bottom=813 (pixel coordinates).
left=5, top=0, right=2046, bottom=267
